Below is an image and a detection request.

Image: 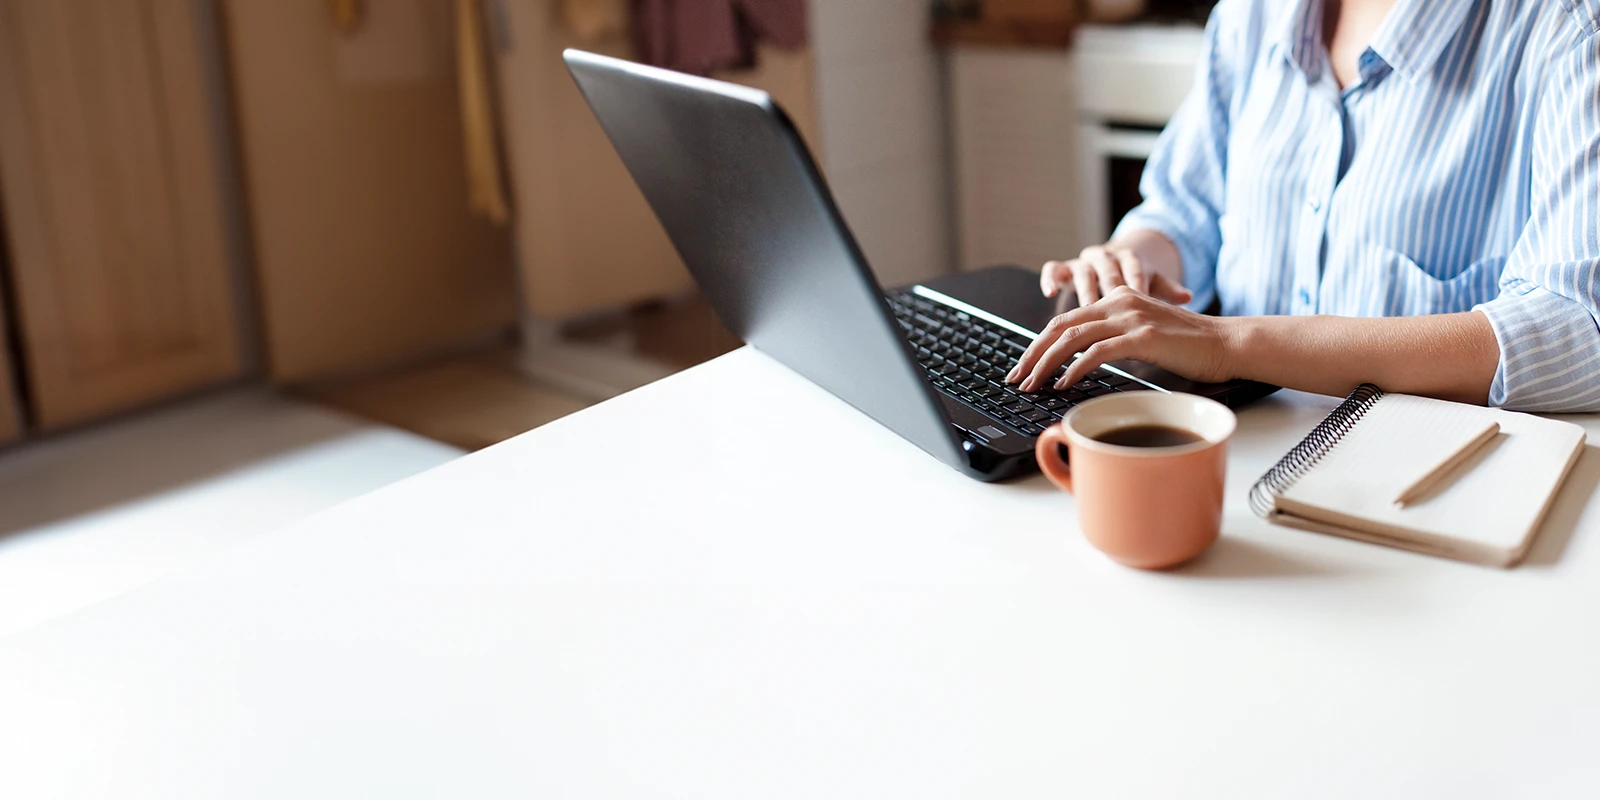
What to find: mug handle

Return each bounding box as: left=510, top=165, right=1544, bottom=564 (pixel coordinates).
left=1034, top=424, right=1074, bottom=494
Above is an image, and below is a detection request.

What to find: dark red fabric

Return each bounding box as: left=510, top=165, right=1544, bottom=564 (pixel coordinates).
left=632, top=0, right=808, bottom=74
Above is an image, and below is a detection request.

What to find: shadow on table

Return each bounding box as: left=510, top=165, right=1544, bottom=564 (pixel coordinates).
left=1171, top=536, right=1342, bottom=580
left=1522, top=443, right=1600, bottom=567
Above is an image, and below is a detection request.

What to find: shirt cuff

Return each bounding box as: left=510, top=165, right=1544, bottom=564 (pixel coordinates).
left=1113, top=210, right=1216, bottom=312
left=1474, top=285, right=1600, bottom=411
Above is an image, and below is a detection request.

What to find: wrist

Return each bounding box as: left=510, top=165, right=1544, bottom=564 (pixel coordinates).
left=1214, top=315, right=1263, bottom=382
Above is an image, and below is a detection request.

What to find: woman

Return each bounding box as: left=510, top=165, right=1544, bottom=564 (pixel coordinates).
left=1007, top=0, right=1600, bottom=412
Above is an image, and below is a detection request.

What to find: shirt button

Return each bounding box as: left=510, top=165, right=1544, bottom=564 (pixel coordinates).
left=1298, top=288, right=1313, bottom=304
left=1307, top=196, right=1322, bottom=212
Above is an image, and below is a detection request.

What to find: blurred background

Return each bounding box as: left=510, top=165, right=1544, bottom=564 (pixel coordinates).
left=0, top=0, right=1213, bottom=631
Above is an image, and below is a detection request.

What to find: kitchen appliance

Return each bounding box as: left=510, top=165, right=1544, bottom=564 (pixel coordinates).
left=1074, top=21, right=1207, bottom=241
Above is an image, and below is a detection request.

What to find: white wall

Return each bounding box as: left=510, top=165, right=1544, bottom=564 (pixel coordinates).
left=810, top=0, right=953, bottom=287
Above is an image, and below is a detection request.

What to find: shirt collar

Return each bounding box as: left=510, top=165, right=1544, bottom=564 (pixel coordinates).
left=1269, top=0, right=1478, bottom=83
left=1368, top=0, right=1477, bottom=81
left=1269, top=0, right=1325, bottom=79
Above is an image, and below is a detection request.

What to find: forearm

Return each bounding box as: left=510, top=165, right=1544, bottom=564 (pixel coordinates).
left=1225, top=312, right=1500, bottom=404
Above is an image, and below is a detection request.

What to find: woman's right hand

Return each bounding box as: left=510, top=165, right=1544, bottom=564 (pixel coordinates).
left=1041, top=240, right=1193, bottom=306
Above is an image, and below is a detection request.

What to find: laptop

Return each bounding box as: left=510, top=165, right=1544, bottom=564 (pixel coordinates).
left=564, top=49, right=1277, bottom=481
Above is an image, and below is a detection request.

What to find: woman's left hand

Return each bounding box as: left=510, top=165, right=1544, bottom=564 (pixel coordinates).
left=1005, top=286, right=1239, bottom=392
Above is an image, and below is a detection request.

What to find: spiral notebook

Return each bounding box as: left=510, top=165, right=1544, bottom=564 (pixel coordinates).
left=1250, top=386, right=1588, bottom=567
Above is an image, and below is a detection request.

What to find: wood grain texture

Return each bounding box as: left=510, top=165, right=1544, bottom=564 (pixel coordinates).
left=221, top=0, right=518, bottom=383
left=0, top=278, right=21, bottom=444
left=0, top=0, right=244, bottom=430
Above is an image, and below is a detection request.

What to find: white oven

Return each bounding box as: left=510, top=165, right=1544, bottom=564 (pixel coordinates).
left=948, top=20, right=1209, bottom=273
left=1073, top=23, right=1207, bottom=243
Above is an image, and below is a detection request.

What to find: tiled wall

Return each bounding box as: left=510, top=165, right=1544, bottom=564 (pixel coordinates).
left=810, top=0, right=954, bottom=287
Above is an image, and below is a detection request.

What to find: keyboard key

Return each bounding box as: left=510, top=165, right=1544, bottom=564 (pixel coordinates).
left=1073, top=380, right=1104, bottom=394
left=1023, top=409, right=1051, bottom=423
left=1039, top=397, right=1067, bottom=411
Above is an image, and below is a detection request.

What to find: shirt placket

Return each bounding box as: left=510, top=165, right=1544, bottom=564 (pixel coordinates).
left=1295, top=93, right=1344, bottom=315
left=1299, top=51, right=1386, bottom=315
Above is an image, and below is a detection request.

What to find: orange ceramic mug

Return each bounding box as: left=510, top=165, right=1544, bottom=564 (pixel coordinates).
left=1035, top=391, right=1237, bottom=569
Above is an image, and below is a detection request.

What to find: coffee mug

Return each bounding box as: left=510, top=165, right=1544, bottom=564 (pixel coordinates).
left=1034, top=391, right=1237, bottom=569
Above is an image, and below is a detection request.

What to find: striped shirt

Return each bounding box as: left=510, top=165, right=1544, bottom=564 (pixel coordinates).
left=1117, top=0, right=1600, bottom=411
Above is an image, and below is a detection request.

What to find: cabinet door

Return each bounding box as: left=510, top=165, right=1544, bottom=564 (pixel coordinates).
left=221, top=0, right=517, bottom=383
left=0, top=281, right=20, bottom=444
left=0, top=0, right=243, bottom=430
left=495, top=4, right=819, bottom=320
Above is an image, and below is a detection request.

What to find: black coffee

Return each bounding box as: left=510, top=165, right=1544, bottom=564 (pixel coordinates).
left=1092, top=425, right=1205, bottom=448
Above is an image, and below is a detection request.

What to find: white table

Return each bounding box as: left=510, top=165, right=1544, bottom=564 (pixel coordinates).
left=3, top=348, right=1599, bottom=799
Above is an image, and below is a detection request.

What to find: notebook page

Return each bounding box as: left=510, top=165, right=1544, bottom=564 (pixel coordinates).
left=1278, top=395, right=1587, bottom=556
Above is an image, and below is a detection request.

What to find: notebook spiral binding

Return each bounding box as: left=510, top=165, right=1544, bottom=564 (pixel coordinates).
left=1247, top=384, right=1386, bottom=517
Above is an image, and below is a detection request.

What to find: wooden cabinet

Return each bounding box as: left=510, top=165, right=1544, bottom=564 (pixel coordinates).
left=494, top=5, right=818, bottom=320
left=0, top=0, right=244, bottom=430
left=221, top=0, right=518, bottom=383
left=0, top=282, right=20, bottom=445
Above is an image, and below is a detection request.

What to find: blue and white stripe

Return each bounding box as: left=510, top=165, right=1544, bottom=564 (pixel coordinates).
left=1117, top=0, right=1600, bottom=411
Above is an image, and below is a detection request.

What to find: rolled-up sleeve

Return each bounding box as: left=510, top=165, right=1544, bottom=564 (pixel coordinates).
left=1112, top=1, right=1240, bottom=312
left=1474, top=32, right=1600, bottom=412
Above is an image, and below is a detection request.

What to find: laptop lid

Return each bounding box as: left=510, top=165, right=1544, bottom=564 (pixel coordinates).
left=563, top=49, right=967, bottom=472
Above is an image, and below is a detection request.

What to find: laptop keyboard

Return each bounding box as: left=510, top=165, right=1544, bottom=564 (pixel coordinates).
left=886, top=292, right=1138, bottom=438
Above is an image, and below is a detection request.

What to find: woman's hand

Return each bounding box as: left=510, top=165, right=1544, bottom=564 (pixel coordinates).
left=1005, top=286, right=1238, bottom=392
left=1042, top=242, right=1194, bottom=306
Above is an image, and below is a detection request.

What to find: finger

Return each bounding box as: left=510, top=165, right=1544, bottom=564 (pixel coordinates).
left=1040, top=261, right=1071, bottom=298
left=1085, top=248, right=1126, bottom=297
left=1151, top=273, right=1195, bottom=305
left=1006, top=306, right=1104, bottom=383
left=1021, top=320, right=1119, bottom=392
left=1072, top=260, right=1100, bottom=306
left=1118, top=251, right=1149, bottom=295
left=1058, top=334, right=1149, bottom=389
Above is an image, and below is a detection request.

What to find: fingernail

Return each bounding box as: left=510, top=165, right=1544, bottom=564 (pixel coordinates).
left=1054, top=377, right=1070, bottom=390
